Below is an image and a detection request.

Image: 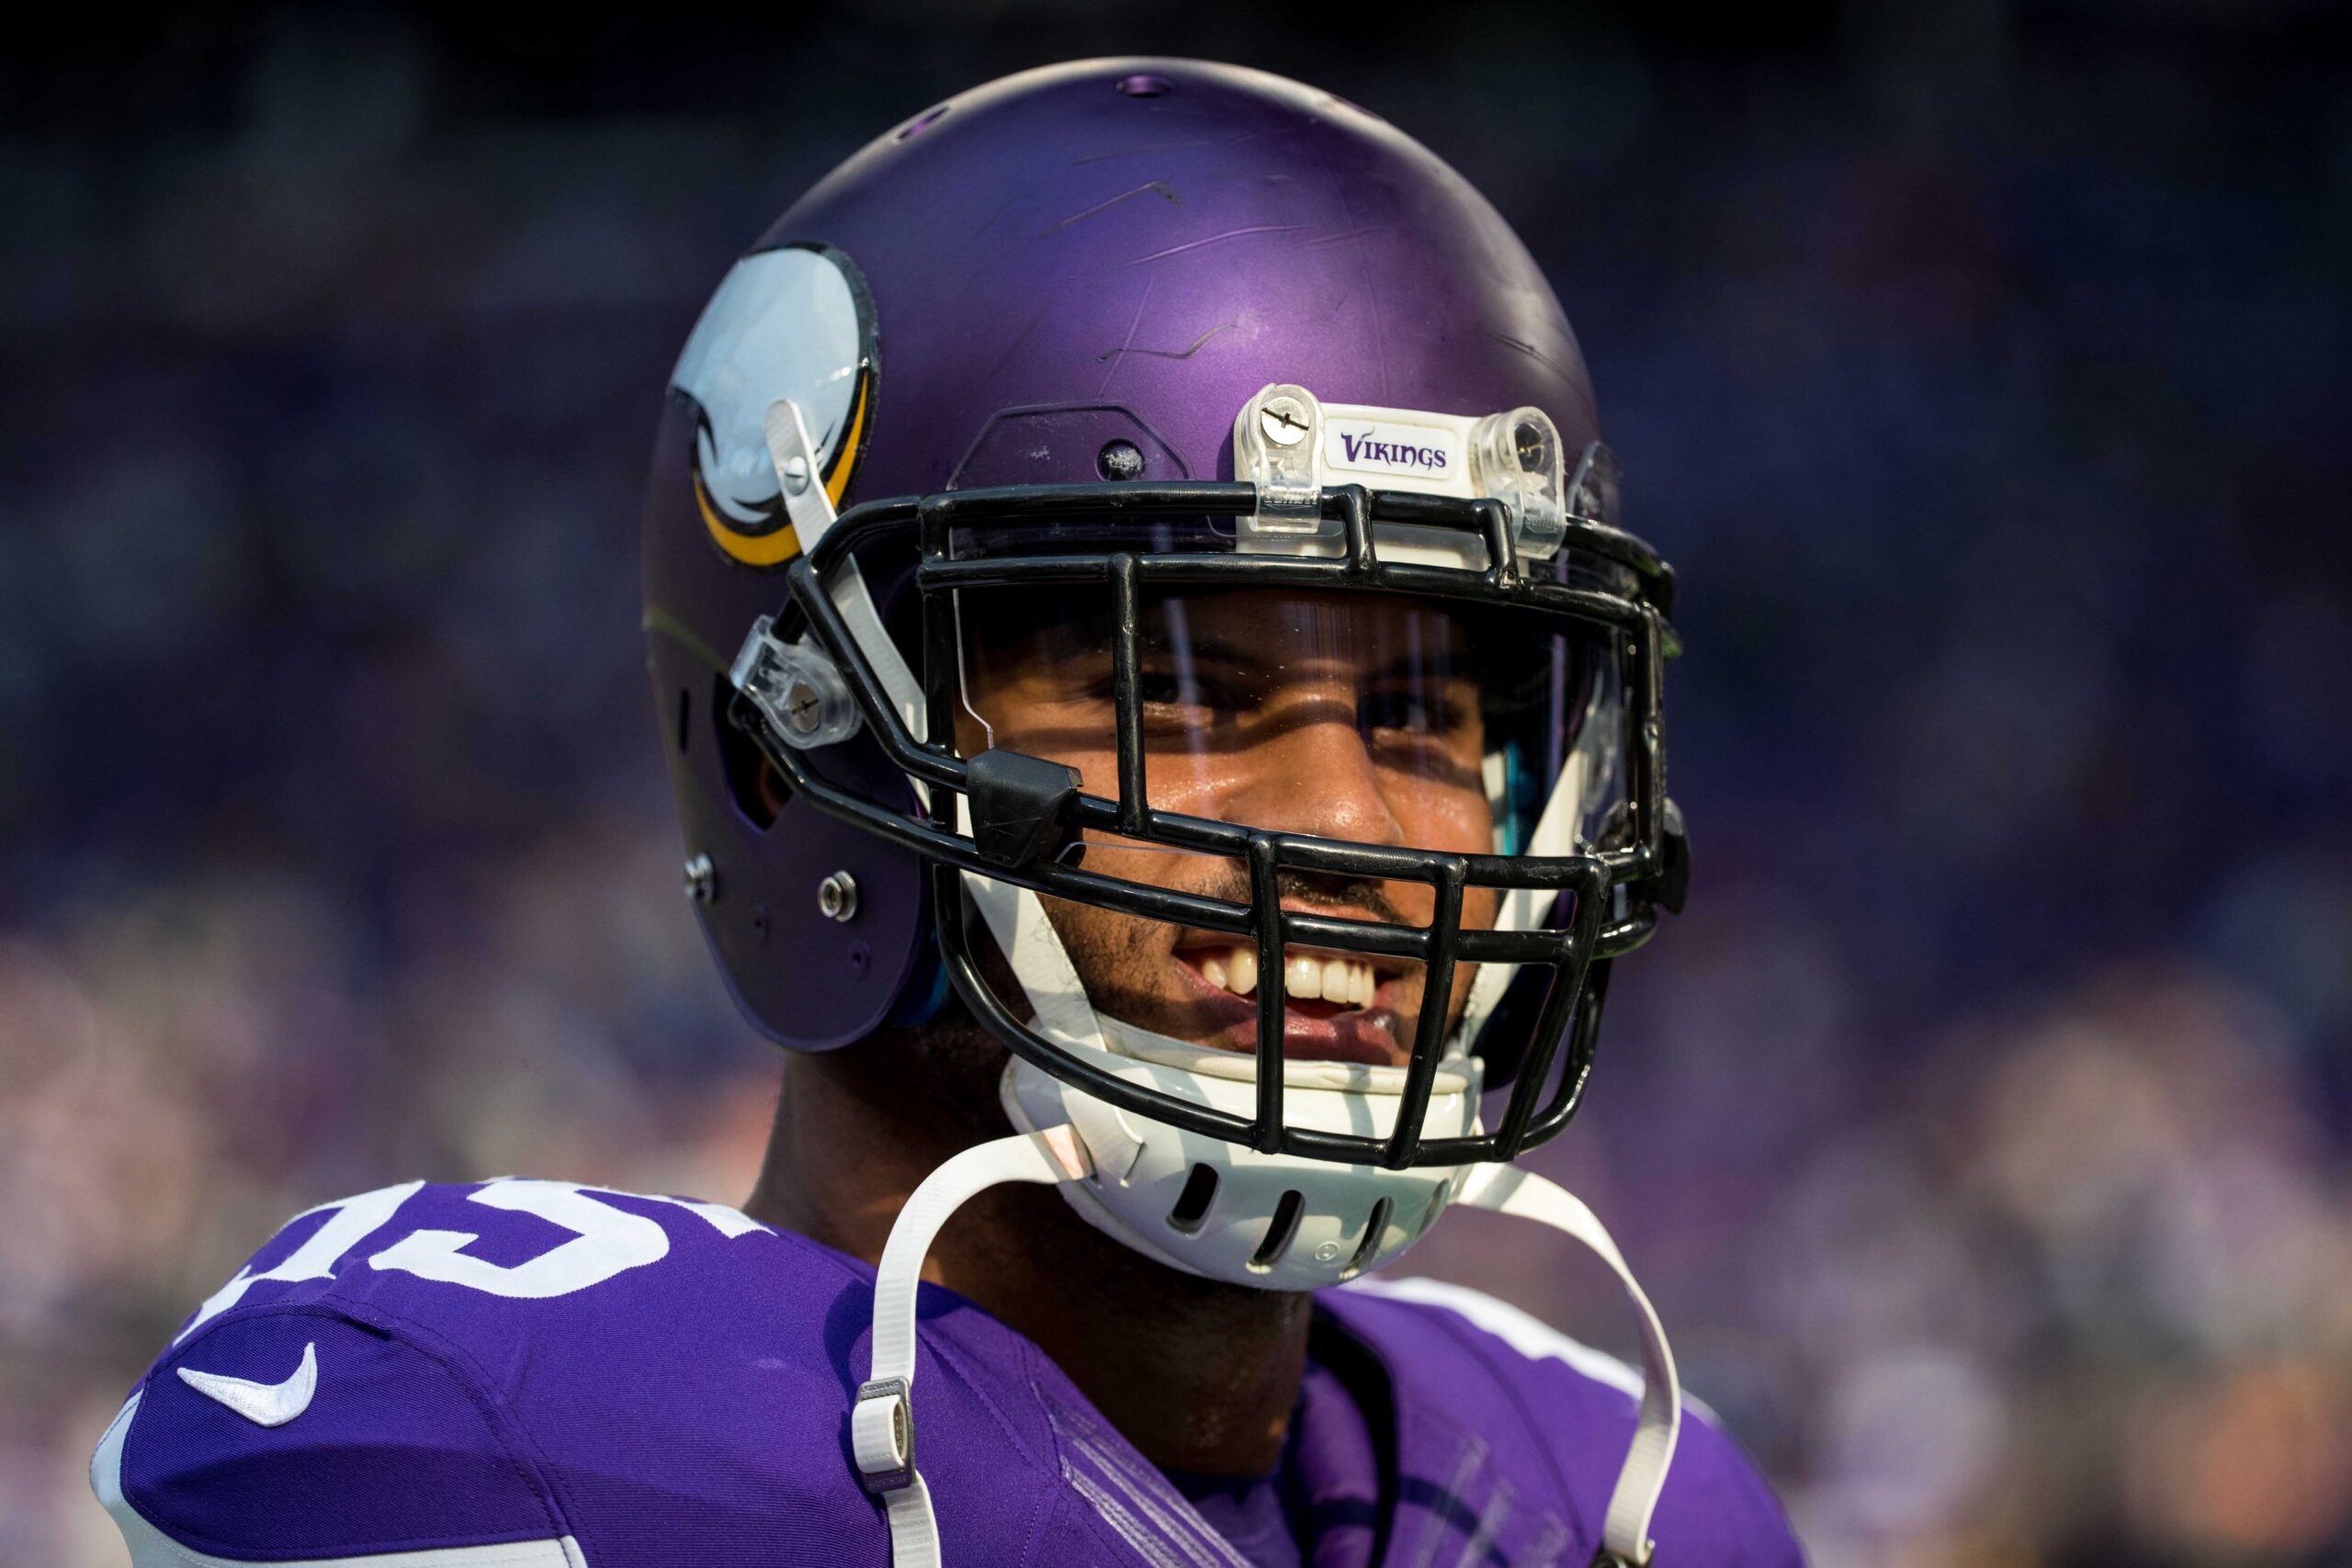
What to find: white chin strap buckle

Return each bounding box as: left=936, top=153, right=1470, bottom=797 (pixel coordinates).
left=852, top=1375, right=915, bottom=1495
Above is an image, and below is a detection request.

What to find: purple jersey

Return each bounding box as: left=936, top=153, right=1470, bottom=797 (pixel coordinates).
left=93, top=1179, right=1802, bottom=1566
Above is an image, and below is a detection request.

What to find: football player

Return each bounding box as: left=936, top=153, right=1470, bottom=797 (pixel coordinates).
left=93, top=61, right=1804, bottom=1567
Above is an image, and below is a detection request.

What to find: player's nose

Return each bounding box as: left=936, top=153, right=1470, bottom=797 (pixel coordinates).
left=1223, top=697, right=1407, bottom=850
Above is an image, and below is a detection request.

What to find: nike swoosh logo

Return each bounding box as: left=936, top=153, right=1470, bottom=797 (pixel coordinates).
left=176, top=1341, right=318, bottom=1427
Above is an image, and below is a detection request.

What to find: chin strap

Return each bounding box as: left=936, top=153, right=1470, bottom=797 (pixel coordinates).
left=852, top=1127, right=1093, bottom=1568
left=852, top=1135, right=1680, bottom=1568
left=1454, top=1163, right=1682, bottom=1568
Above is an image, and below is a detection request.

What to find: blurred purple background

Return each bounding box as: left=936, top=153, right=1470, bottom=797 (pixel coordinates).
left=4, top=5, right=2348, bottom=1564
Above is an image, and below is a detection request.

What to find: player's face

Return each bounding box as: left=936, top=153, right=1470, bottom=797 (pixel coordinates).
left=956, top=589, right=1501, bottom=1067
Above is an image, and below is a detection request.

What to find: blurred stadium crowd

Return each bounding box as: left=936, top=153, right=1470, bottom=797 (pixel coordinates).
left=2, top=5, right=2347, bottom=1565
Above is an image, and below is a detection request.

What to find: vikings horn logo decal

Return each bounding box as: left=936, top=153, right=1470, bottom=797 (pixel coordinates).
left=671, top=243, right=876, bottom=568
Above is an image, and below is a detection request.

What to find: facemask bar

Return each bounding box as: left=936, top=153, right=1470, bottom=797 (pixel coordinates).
left=728, top=478, right=1679, bottom=1168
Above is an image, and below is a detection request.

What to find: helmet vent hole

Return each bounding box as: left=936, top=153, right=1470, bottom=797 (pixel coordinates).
left=1340, top=1197, right=1392, bottom=1280
left=1166, top=1163, right=1218, bottom=1235
left=675, top=688, right=692, bottom=753
left=1116, top=73, right=1171, bottom=98
left=1096, top=439, right=1145, bottom=480
left=1248, top=1190, right=1306, bottom=1273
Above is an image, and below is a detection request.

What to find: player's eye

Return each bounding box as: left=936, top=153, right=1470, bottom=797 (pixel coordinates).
left=1139, top=669, right=1251, bottom=721
left=1360, top=686, right=1472, bottom=736
left=1135, top=671, right=1188, bottom=706
left=1088, top=668, right=1250, bottom=727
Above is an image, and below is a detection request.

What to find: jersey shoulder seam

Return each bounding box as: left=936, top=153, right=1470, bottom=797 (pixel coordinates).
left=1016, top=1338, right=1175, bottom=1567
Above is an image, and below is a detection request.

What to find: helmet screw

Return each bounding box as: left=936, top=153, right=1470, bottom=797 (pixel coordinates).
left=780, top=455, right=811, bottom=495
left=1514, top=419, right=1547, bottom=469
left=781, top=680, right=824, bottom=734
left=1259, top=397, right=1309, bottom=447
left=683, top=853, right=718, bottom=903
left=818, top=871, right=859, bottom=922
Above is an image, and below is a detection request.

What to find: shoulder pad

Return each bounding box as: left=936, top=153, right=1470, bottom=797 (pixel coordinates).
left=95, top=1305, right=581, bottom=1565
left=1335, top=1278, right=1805, bottom=1567
left=95, top=1179, right=918, bottom=1566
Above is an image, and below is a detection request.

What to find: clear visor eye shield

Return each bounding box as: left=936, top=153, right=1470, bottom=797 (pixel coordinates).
left=726, top=382, right=1687, bottom=1170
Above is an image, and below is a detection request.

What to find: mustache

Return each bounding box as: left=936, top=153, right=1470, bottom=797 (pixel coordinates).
left=1192, top=866, right=1419, bottom=929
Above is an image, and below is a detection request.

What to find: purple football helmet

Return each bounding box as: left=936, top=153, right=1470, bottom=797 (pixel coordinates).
left=642, top=58, right=1686, bottom=1175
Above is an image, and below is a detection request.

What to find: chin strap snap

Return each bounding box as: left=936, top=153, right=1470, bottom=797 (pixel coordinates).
left=854, top=1127, right=1093, bottom=1568
left=854, top=1137, right=1679, bottom=1568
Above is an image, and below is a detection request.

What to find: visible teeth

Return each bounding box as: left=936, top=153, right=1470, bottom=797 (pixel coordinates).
left=1195, top=946, right=1373, bottom=1006
left=1287, top=953, right=1322, bottom=999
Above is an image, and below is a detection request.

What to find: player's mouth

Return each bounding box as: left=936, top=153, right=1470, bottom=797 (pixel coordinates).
left=1169, top=930, right=1414, bottom=1067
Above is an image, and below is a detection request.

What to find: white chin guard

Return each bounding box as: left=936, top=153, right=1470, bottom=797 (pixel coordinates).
left=1000, top=1044, right=1481, bottom=1292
